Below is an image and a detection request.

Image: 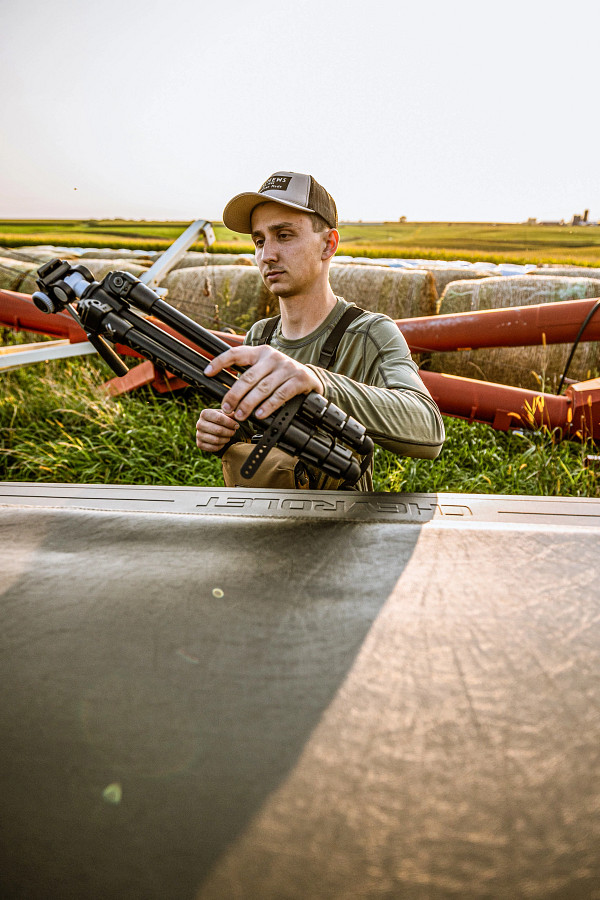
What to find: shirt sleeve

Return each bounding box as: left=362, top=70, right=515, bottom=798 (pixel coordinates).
left=307, top=315, right=445, bottom=459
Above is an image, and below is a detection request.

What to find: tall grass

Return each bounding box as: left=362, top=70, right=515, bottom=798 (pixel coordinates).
left=1, top=331, right=597, bottom=496
left=373, top=421, right=598, bottom=496
left=0, top=332, right=221, bottom=486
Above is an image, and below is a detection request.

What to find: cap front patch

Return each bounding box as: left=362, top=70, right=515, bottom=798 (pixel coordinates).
left=260, top=175, right=292, bottom=193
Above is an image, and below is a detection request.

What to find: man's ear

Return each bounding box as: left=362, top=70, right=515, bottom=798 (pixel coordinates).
left=321, top=228, right=339, bottom=261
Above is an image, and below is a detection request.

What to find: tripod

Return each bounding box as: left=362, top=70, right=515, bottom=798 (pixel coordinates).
left=33, top=259, right=374, bottom=486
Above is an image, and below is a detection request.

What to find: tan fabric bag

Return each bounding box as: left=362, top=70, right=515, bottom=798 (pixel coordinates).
left=221, top=442, right=310, bottom=489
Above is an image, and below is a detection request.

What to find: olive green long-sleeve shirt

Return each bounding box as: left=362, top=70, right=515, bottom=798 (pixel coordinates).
left=244, top=297, right=445, bottom=491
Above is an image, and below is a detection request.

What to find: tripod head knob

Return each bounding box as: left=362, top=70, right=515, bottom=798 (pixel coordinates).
left=32, top=291, right=57, bottom=314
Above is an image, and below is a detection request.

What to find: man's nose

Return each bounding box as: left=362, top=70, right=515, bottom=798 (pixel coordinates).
left=261, top=237, right=278, bottom=261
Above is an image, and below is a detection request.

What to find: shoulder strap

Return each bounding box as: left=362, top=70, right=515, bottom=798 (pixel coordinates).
left=318, top=306, right=365, bottom=370
left=258, top=305, right=365, bottom=371
left=258, top=316, right=280, bottom=345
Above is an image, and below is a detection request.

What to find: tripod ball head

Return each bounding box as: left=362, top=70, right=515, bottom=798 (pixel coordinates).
left=35, top=259, right=96, bottom=313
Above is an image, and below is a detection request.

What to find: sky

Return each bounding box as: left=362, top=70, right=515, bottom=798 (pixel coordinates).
left=1, top=0, right=598, bottom=223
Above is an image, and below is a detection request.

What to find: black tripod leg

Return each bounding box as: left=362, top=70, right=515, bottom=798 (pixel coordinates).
left=87, top=334, right=129, bottom=376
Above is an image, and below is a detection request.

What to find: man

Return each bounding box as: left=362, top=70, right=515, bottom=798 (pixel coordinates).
left=195, top=171, right=445, bottom=490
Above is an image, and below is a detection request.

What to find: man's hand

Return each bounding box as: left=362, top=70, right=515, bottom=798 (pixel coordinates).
left=195, top=408, right=239, bottom=453
left=204, top=344, right=324, bottom=422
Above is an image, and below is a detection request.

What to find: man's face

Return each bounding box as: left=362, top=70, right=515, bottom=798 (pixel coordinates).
left=250, top=201, right=327, bottom=299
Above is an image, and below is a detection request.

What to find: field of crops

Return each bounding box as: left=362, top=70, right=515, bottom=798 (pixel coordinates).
left=2, top=219, right=600, bottom=267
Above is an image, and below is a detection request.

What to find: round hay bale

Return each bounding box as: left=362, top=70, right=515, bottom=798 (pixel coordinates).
left=438, top=275, right=600, bottom=315
left=425, top=341, right=599, bottom=392
left=429, top=274, right=600, bottom=388
left=163, top=265, right=275, bottom=332
left=78, top=258, right=152, bottom=276
left=329, top=264, right=437, bottom=319
left=0, top=257, right=40, bottom=292
left=531, top=266, right=600, bottom=280
left=333, top=258, right=407, bottom=267
left=333, top=259, right=491, bottom=296
left=0, top=247, right=81, bottom=265
left=171, top=252, right=256, bottom=270
left=0, top=247, right=79, bottom=265
left=78, top=249, right=156, bottom=261
left=424, top=266, right=492, bottom=296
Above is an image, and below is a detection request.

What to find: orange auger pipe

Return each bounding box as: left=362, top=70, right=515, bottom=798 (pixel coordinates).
left=421, top=370, right=600, bottom=441
left=0, top=289, right=244, bottom=351
left=396, top=298, right=600, bottom=353
left=0, top=289, right=88, bottom=341
left=421, top=370, right=569, bottom=431
left=0, top=288, right=243, bottom=393
left=3, top=288, right=600, bottom=440
left=0, top=289, right=244, bottom=356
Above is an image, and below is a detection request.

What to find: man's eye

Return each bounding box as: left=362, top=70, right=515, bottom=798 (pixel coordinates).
left=254, top=239, right=264, bottom=248
left=279, top=232, right=291, bottom=240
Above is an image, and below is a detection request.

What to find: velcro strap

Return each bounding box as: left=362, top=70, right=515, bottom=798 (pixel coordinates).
left=240, top=395, right=304, bottom=479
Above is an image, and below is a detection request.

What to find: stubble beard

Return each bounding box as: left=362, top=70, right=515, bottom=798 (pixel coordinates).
left=261, top=270, right=293, bottom=299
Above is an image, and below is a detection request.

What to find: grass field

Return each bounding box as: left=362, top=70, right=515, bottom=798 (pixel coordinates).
left=1, top=329, right=598, bottom=497
left=2, top=219, right=600, bottom=267
left=2, top=220, right=599, bottom=495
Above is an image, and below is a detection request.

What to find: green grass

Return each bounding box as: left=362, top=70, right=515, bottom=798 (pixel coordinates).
left=2, top=219, right=600, bottom=267
left=1, top=330, right=597, bottom=496
left=373, top=421, right=598, bottom=496
left=2, top=221, right=597, bottom=495
left=0, top=328, right=222, bottom=486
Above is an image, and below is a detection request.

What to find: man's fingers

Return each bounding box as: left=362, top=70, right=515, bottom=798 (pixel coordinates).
left=250, top=375, right=309, bottom=419
left=220, top=360, right=279, bottom=414
left=197, top=434, right=230, bottom=451
left=227, top=372, right=309, bottom=422
left=205, top=345, right=324, bottom=422
left=205, top=345, right=264, bottom=376
left=195, top=408, right=239, bottom=452
left=196, top=408, right=239, bottom=432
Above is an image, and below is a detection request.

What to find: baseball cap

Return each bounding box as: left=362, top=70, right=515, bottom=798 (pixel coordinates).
left=222, top=171, right=338, bottom=234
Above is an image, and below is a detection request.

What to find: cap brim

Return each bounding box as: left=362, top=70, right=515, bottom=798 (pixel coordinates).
left=222, top=192, right=316, bottom=234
